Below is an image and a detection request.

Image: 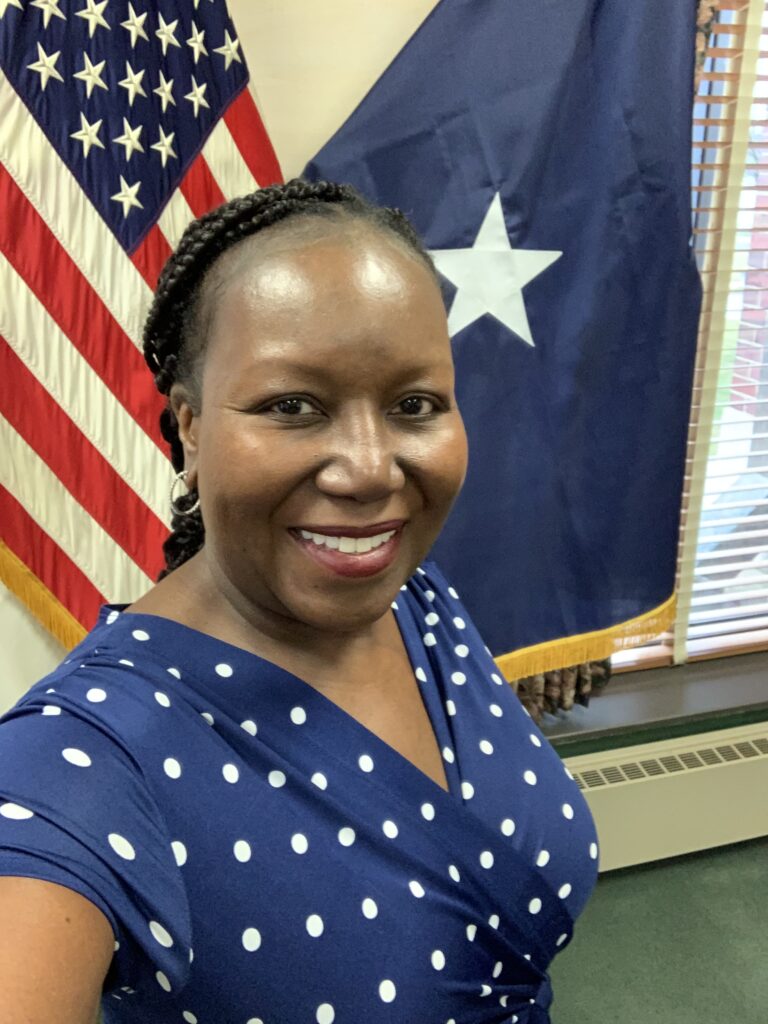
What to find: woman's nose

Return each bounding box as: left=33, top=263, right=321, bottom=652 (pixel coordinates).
left=314, top=413, right=406, bottom=501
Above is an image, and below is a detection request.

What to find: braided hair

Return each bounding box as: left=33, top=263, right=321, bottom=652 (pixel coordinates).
left=143, top=178, right=438, bottom=579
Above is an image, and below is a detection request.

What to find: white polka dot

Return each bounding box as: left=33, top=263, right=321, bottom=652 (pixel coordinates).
left=62, top=748, right=91, bottom=768
left=415, top=667, right=427, bottom=682
left=183, top=1013, right=197, bottom=1024
left=451, top=671, right=466, bottom=685
left=154, top=691, right=171, bottom=708
left=106, top=611, right=119, bottom=624
left=222, top=763, right=239, bottom=784
left=488, top=913, right=500, bottom=929
left=0, top=802, right=33, bottom=820
left=118, top=659, right=134, bottom=667
left=215, top=663, right=233, bottom=678
left=536, top=850, right=550, bottom=867
left=562, top=803, right=574, bottom=819
left=480, top=850, right=494, bottom=869
left=316, top=1004, right=335, bottom=1024
left=382, top=819, right=399, bottom=839
left=189, top=949, right=194, bottom=963
left=556, top=933, right=568, bottom=947
left=290, top=706, right=307, bottom=725
left=234, top=840, right=251, bottom=863
left=558, top=883, right=572, bottom=899
left=425, top=611, right=439, bottom=626
left=108, top=833, right=135, bottom=860
left=442, top=746, right=455, bottom=764
left=362, top=898, right=378, bottom=919
left=493, top=960, right=503, bottom=978
left=448, top=586, right=459, bottom=598
left=155, top=970, right=171, bottom=992
left=242, top=927, right=261, bottom=952
left=479, top=739, right=494, bottom=755
left=565, top=767, right=575, bottom=780
left=391, top=601, right=398, bottom=610
left=445, top=699, right=457, bottom=716
left=268, top=770, right=286, bottom=788
left=291, top=833, right=309, bottom=855
left=86, top=688, right=107, bottom=703
left=425, top=589, right=436, bottom=601
left=431, top=949, right=446, bottom=970
left=589, top=842, right=599, bottom=859
left=311, top=772, right=327, bottom=790
left=378, top=980, right=396, bottom=1003
left=480, top=984, right=492, bottom=997
left=400, top=584, right=408, bottom=591
left=358, top=754, right=374, bottom=772
left=306, top=914, right=324, bottom=937
left=408, top=880, right=425, bottom=898
left=42, top=706, right=61, bottom=716
left=420, top=802, right=435, bottom=821
left=489, top=703, right=503, bottom=717
left=132, top=629, right=150, bottom=642
left=448, top=864, right=461, bottom=882
left=423, top=632, right=437, bottom=647
left=241, top=719, right=257, bottom=735
left=528, top=897, right=542, bottom=914
left=461, top=781, right=474, bottom=800
left=172, top=841, right=187, bottom=867
left=500, top=996, right=509, bottom=1008
left=149, top=921, right=173, bottom=948
left=201, top=712, right=214, bottom=726
left=454, top=644, right=469, bottom=658
left=501, top=818, right=516, bottom=836
left=167, top=668, right=181, bottom=679
left=466, top=923, right=477, bottom=941
left=164, top=757, right=182, bottom=779
left=338, top=827, right=356, bottom=847
left=530, top=733, right=542, bottom=747
left=523, top=769, right=537, bottom=785
left=491, top=673, right=504, bottom=685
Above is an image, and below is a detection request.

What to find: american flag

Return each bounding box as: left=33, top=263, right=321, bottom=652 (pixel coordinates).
left=0, top=0, right=281, bottom=646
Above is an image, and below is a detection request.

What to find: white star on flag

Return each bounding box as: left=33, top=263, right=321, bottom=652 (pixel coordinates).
left=0, top=0, right=23, bottom=18
left=118, top=61, right=147, bottom=106
left=110, top=176, right=143, bottom=218
left=120, top=2, right=148, bottom=48
left=70, top=112, right=105, bottom=156
left=30, top=0, right=66, bottom=29
left=155, top=13, right=181, bottom=56
left=430, top=192, right=562, bottom=345
left=26, top=43, right=64, bottom=90
left=73, top=51, right=108, bottom=97
left=113, top=117, right=144, bottom=161
left=150, top=126, right=177, bottom=168
left=75, top=0, right=110, bottom=39
left=186, top=21, right=208, bottom=64
left=184, top=75, right=209, bottom=117
left=153, top=70, right=175, bottom=113
left=214, top=29, right=241, bottom=70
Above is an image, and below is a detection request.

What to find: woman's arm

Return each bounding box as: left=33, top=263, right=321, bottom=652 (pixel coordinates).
left=0, top=877, right=113, bottom=1024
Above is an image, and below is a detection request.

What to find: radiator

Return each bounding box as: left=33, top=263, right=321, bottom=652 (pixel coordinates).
left=562, top=721, right=768, bottom=871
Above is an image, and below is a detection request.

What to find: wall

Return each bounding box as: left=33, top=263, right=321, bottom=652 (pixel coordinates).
left=1, top=1, right=438, bottom=710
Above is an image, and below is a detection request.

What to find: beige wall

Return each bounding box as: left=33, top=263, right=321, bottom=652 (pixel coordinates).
left=1, top=1, right=439, bottom=709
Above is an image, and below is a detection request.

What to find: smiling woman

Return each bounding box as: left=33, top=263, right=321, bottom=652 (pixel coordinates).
left=0, top=180, right=599, bottom=1024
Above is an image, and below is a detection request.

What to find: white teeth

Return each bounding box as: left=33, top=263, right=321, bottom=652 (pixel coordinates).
left=299, top=529, right=396, bottom=554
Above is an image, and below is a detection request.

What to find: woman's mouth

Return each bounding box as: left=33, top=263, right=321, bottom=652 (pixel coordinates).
left=288, top=522, right=405, bottom=578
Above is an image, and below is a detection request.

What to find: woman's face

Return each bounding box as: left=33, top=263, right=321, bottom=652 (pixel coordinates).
left=174, top=222, right=468, bottom=634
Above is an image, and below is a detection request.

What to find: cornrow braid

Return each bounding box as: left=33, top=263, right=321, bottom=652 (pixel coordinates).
left=143, top=178, right=437, bottom=579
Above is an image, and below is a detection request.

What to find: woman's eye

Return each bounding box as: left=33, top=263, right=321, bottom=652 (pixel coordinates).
left=268, top=397, right=317, bottom=416
left=396, top=395, right=437, bottom=416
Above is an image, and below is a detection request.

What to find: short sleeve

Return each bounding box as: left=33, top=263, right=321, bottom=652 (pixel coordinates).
left=0, top=700, right=192, bottom=996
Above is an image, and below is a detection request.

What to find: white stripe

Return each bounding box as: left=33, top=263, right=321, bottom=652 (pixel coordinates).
left=0, top=254, right=172, bottom=526
left=202, top=116, right=259, bottom=197
left=157, top=188, right=197, bottom=250
left=0, top=69, right=152, bottom=346
left=0, top=416, right=153, bottom=602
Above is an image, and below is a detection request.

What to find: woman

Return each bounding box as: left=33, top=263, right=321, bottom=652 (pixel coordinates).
left=0, top=180, right=598, bottom=1023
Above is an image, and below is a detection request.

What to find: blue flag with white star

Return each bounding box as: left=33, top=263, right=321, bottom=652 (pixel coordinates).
left=305, top=0, right=702, bottom=676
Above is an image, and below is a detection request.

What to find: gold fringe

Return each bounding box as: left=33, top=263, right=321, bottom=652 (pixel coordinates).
left=0, top=542, right=86, bottom=651
left=494, top=594, right=676, bottom=681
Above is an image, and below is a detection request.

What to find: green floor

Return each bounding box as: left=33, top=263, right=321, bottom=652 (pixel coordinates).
left=548, top=836, right=768, bottom=1023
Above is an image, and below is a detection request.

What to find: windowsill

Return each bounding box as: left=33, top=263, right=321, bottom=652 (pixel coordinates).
left=541, top=649, right=768, bottom=757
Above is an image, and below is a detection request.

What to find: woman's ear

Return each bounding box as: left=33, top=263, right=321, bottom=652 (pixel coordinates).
left=170, top=384, right=200, bottom=487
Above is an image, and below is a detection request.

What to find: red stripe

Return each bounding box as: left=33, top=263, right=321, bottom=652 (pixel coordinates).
left=131, top=222, right=173, bottom=291
left=224, top=88, right=283, bottom=187
left=179, top=153, right=227, bottom=218
left=0, top=338, right=167, bottom=582
left=0, top=486, right=104, bottom=630
left=0, top=165, right=166, bottom=453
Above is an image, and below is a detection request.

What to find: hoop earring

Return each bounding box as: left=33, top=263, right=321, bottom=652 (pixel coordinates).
left=170, top=469, right=200, bottom=516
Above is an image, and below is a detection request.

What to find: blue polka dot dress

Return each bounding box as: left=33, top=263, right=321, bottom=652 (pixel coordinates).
left=0, top=562, right=599, bottom=1023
